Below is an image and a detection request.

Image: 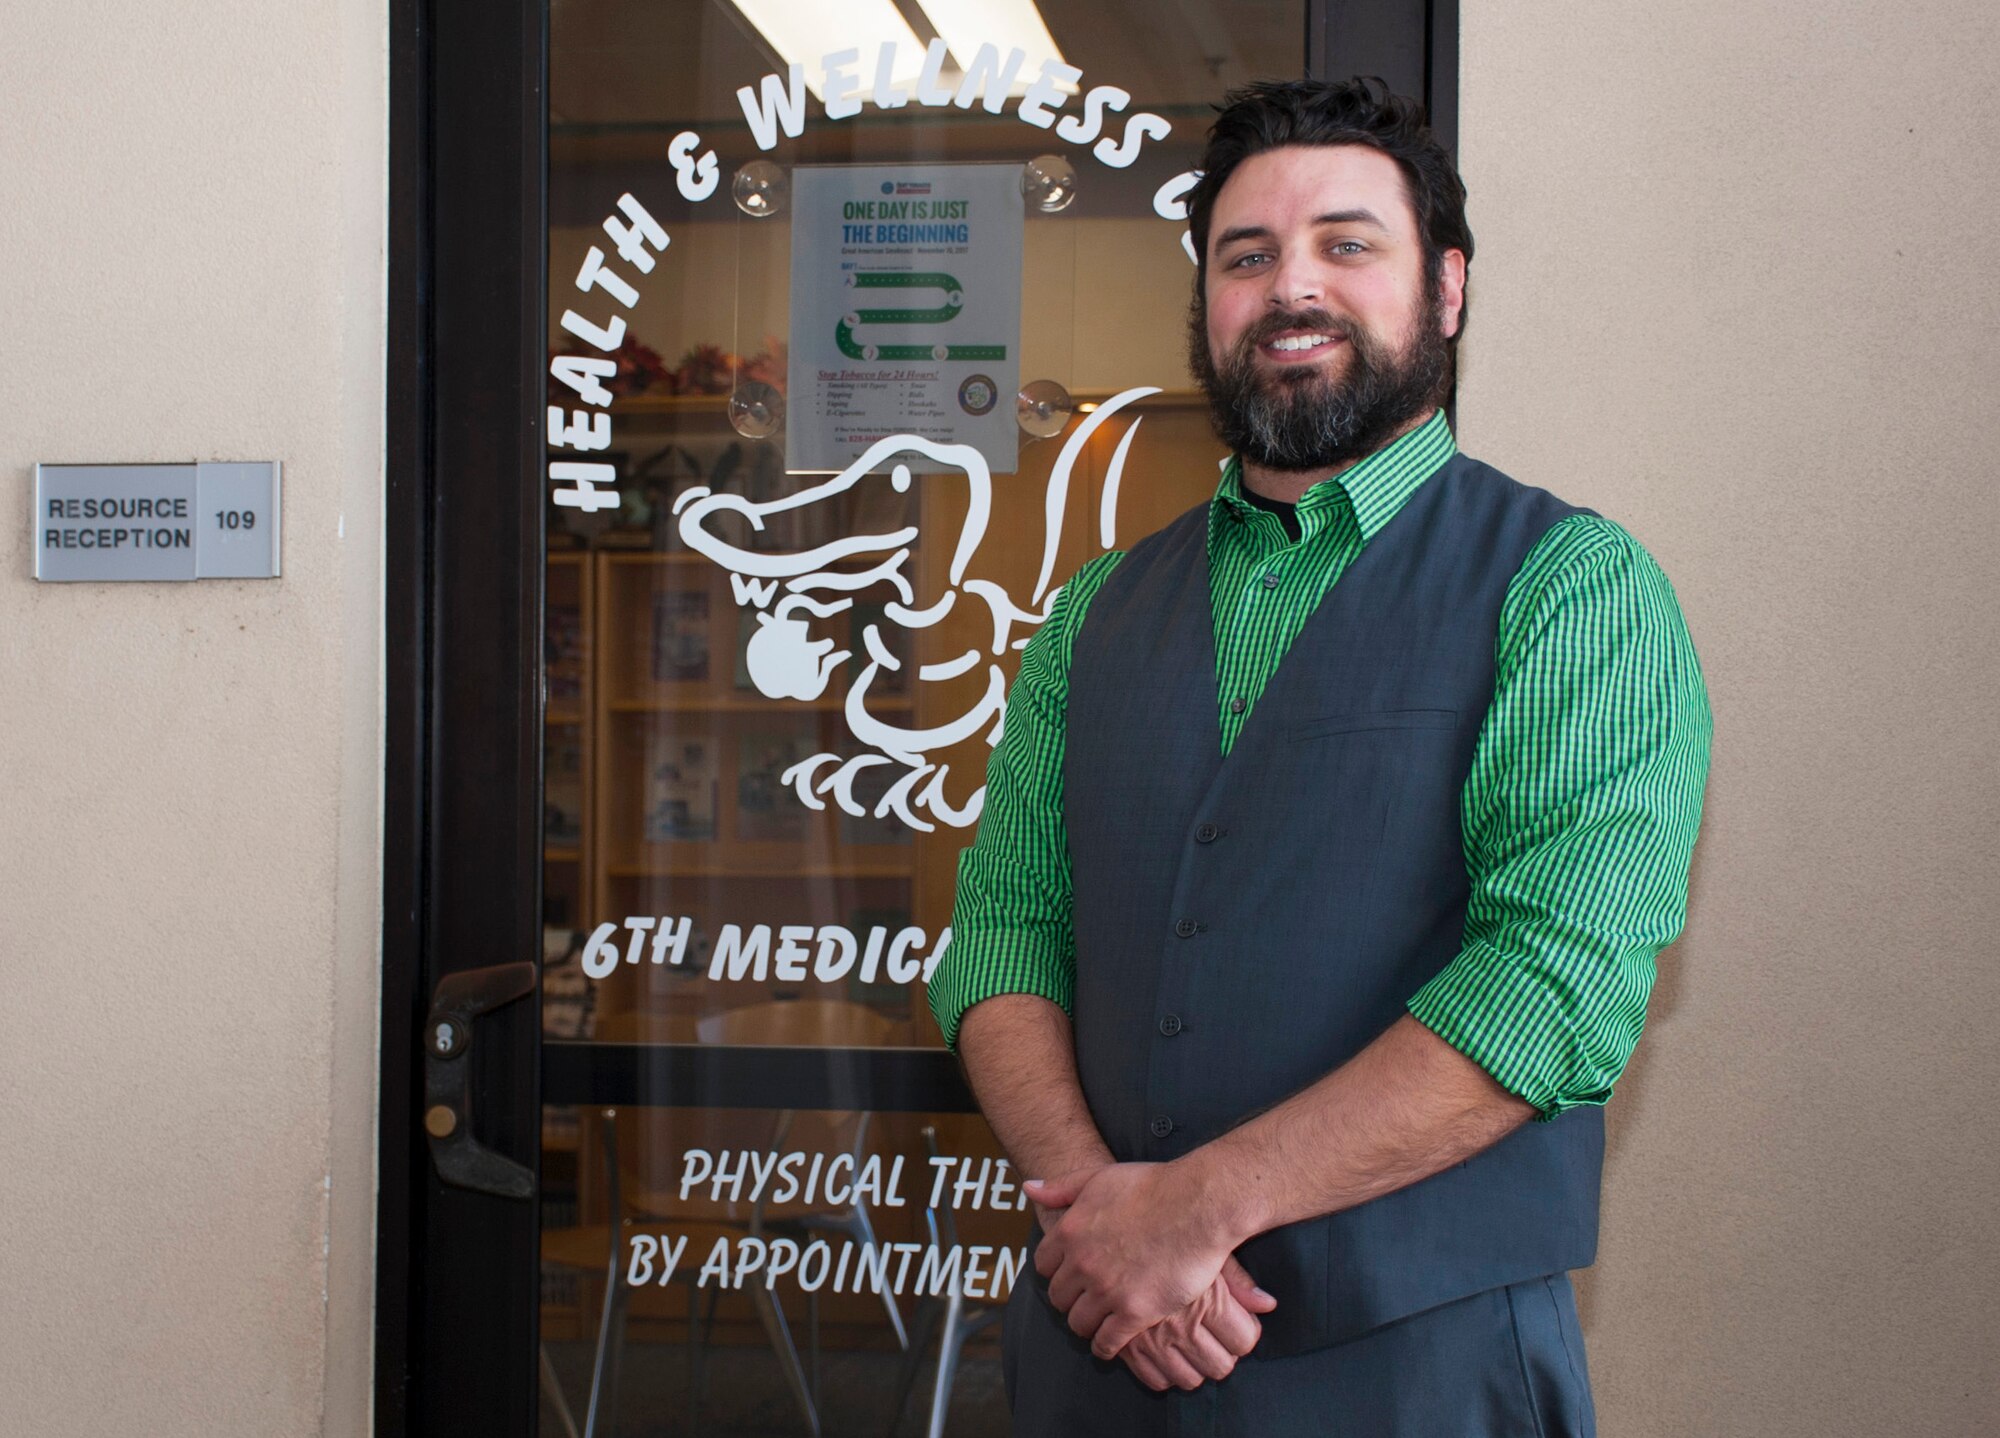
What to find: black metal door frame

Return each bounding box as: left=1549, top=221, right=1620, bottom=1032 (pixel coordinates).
left=1311, top=0, right=1460, bottom=155
left=378, top=0, right=546, bottom=1430
left=375, top=2, right=1455, bottom=1432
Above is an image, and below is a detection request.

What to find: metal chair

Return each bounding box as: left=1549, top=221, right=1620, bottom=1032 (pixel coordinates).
left=694, top=1001, right=914, bottom=1431
left=540, top=1000, right=912, bottom=1436
left=886, top=1122, right=1011, bottom=1438
left=540, top=1009, right=713, bottom=1438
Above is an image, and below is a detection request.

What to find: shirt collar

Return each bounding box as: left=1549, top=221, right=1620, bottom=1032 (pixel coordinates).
left=1214, top=407, right=1457, bottom=544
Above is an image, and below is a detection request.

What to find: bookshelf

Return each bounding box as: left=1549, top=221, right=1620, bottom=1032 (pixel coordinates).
left=543, top=551, right=592, bottom=931
left=587, top=542, right=927, bottom=1032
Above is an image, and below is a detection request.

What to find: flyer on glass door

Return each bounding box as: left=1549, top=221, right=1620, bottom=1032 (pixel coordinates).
left=787, top=163, right=1025, bottom=475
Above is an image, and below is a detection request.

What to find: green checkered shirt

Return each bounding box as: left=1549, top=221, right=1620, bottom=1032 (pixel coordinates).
left=929, top=409, right=1712, bottom=1120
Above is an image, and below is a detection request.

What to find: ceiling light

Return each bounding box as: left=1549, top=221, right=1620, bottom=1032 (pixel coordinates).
left=728, top=0, right=929, bottom=101
left=916, top=0, right=1076, bottom=94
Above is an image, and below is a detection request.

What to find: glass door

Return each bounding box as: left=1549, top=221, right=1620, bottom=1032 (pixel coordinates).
left=537, top=9, right=1301, bottom=1432
left=389, top=2, right=1362, bottom=1434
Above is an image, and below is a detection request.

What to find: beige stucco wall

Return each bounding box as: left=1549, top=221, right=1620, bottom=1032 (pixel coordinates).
left=3, top=0, right=1995, bottom=1434
left=0, top=4, right=384, bottom=1436
left=1459, top=1, right=1999, bottom=1432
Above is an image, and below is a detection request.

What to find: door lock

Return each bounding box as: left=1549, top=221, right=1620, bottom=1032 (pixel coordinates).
left=421, top=961, right=536, bottom=1200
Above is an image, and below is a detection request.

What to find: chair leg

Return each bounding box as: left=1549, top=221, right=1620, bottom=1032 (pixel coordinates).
left=603, top=1282, right=631, bottom=1438
left=584, top=1111, right=629, bottom=1438
left=752, top=1283, right=822, bottom=1438
left=683, top=1279, right=702, bottom=1437
left=807, top=1285, right=822, bottom=1411
left=693, top=1284, right=720, bottom=1428
left=928, top=1303, right=1002, bottom=1438
left=541, top=1342, right=582, bottom=1438
left=849, top=1207, right=910, bottom=1350
left=925, top=1291, right=965, bottom=1438
left=885, top=1298, right=943, bottom=1438
left=584, top=1265, right=630, bottom=1438
left=584, top=1264, right=620, bottom=1438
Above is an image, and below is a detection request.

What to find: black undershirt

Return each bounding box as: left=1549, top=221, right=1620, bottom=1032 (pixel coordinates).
left=1239, top=483, right=1303, bottom=542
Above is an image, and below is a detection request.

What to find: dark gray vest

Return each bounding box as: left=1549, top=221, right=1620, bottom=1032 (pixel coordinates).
left=1059, top=453, right=1605, bottom=1355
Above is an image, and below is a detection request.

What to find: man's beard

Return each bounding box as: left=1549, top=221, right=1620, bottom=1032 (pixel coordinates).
left=1189, top=286, right=1450, bottom=474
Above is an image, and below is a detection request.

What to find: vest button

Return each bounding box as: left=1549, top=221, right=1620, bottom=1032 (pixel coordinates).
left=1174, top=918, right=1199, bottom=938
left=1158, top=1014, right=1182, bottom=1036
left=1228, top=696, right=1247, bottom=714
left=1149, top=1116, right=1175, bottom=1139
left=1194, top=823, right=1219, bottom=844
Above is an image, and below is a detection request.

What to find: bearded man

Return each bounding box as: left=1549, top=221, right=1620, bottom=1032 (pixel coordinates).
left=928, top=77, right=1712, bottom=1435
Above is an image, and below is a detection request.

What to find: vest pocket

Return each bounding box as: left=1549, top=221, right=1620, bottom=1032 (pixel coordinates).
left=1287, top=707, right=1459, bottom=741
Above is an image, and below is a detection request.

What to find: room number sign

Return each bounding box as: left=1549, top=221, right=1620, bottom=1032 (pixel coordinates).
left=34, top=461, right=282, bottom=581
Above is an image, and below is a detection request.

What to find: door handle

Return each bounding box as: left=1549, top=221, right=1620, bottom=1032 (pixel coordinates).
left=422, top=960, right=537, bottom=1200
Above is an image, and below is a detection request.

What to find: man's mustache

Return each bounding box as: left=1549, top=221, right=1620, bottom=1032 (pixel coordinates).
left=1238, top=309, right=1358, bottom=350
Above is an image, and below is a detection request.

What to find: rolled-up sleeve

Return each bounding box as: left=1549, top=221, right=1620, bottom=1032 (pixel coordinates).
left=1406, top=516, right=1713, bottom=1120
left=929, top=553, right=1124, bottom=1052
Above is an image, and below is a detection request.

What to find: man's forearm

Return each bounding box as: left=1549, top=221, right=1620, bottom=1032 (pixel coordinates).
left=955, top=994, right=1113, bottom=1183
left=1175, top=1013, right=1537, bottom=1245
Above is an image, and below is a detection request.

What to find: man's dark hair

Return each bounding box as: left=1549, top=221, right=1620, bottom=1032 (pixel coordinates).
left=1185, top=76, right=1473, bottom=338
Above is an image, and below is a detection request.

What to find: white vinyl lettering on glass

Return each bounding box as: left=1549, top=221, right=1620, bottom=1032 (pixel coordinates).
left=548, top=189, right=694, bottom=511
left=579, top=916, right=952, bottom=988
left=734, top=41, right=1168, bottom=168
left=546, top=45, right=1200, bottom=832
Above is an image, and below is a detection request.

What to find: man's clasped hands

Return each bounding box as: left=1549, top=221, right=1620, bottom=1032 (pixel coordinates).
left=1023, top=1158, right=1274, bottom=1393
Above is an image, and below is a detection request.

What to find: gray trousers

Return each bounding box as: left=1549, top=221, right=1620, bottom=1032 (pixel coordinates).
left=1002, top=1272, right=1596, bottom=1437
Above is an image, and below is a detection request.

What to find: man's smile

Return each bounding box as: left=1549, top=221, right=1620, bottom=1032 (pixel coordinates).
left=1258, top=329, right=1347, bottom=364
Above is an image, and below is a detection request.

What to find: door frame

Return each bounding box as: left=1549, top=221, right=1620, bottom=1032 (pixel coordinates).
left=374, top=2, right=1457, bottom=1431
left=378, top=0, right=547, bottom=1430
